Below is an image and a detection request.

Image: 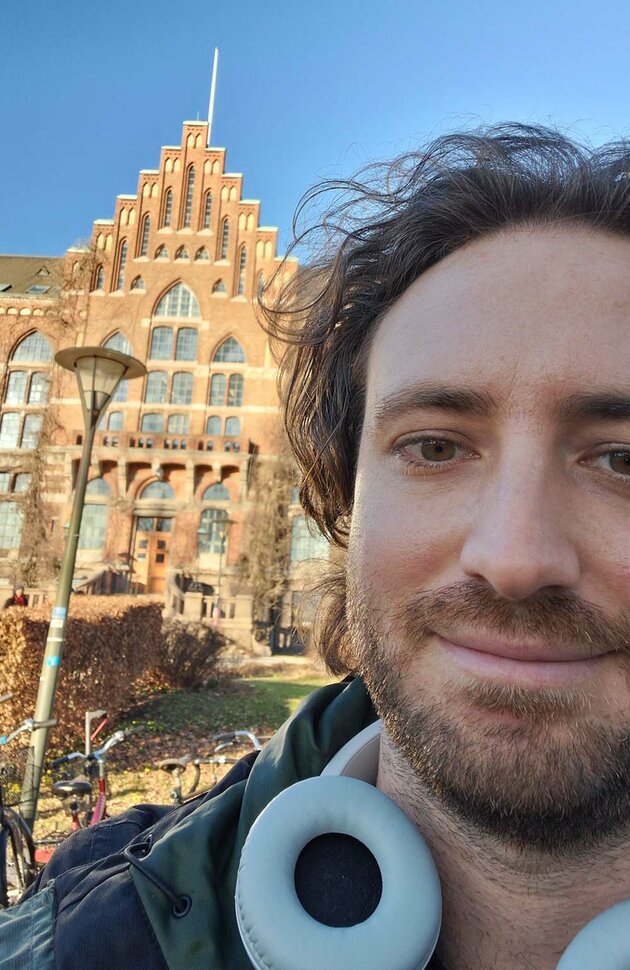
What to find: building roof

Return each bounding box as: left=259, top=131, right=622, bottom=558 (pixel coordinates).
left=0, top=254, right=63, bottom=298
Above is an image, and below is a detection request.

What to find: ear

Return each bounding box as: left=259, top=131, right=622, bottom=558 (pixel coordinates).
left=556, top=899, right=630, bottom=969
left=235, top=775, right=442, bottom=970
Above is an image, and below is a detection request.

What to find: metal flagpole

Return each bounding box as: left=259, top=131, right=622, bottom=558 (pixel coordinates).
left=207, top=47, right=219, bottom=147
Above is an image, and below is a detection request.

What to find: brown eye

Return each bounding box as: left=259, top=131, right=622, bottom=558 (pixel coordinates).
left=609, top=451, right=630, bottom=475
left=418, top=439, right=457, bottom=462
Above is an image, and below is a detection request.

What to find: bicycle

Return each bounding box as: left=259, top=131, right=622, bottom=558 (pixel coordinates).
left=157, top=730, right=262, bottom=806
left=50, top=712, right=145, bottom=831
left=0, top=698, right=57, bottom=907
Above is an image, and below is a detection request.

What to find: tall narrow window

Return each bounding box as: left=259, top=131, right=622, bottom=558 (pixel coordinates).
left=144, top=372, right=168, bottom=403
left=140, top=215, right=151, bottom=256
left=220, top=218, right=229, bottom=259
left=227, top=374, right=244, bottom=407
left=0, top=414, right=20, bottom=448
left=149, top=327, right=174, bottom=360
left=5, top=372, right=27, bottom=405
left=175, top=328, right=197, bottom=361
left=94, top=265, right=104, bottom=290
left=116, top=241, right=127, bottom=290
left=183, top=166, right=195, bottom=227
left=171, top=372, right=193, bottom=405
left=209, top=374, right=226, bottom=406
left=0, top=502, right=23, bottom=549
left=202, top=191, right=212, bottom=229
left=28, top=373, right=49, bottom=405
left=162, top=188, right=173, bottom=227
left=237, top=246, right=247, bottom=295
left=20, top=414, right=42, bottom=449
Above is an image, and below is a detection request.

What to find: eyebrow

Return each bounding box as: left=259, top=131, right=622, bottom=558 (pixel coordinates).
left=371, top=382, right=630, bottom=433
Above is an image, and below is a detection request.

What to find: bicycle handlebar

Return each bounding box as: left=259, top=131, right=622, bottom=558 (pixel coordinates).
left=51, top=725, right=145, bottom=767
left=213, top=730, right=262, bottom=751
left=0, top=717, right=58, bottom=745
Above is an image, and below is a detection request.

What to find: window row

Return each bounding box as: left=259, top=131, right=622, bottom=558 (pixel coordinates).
left=102, top=411, right=242, bottom=437
left=4, top=371, right=49, bottom=406
left=0, top=413, right=42, bottom=449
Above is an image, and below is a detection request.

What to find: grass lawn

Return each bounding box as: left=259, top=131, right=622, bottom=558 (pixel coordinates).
left=35, top=664, right=338, bottom=839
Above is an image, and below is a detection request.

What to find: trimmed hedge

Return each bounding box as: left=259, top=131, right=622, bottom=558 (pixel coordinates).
left=0, top=597, right=164, bottom=748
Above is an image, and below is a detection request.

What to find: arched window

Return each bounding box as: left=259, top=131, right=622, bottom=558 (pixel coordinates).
left=209, top=374, right=226, bottom=406
left=103, top=332, right=132, bottom=355
left=78, top=505, right=108, bottom=549
left=0, top=413, right=20, bottom=448
left=115, top=241, right=127, bottom=290
left=213, top=337, right=245, bottom=363
left=131, top=276, right=145, bottom=290
left=153, top=283, right=200, bottom=319
left=175, top=328, right=197, bottom=361
left=290, top=515, right=329, bottom=563
left=167, top=413, right=189, bottom=434
left=93, top=265, right=105, bottom=290
left=198, top=507, right=229, bottom=553
left=139, top=215, right=151, bottom=256
left=103, top=333, right=131, bottom=400
left=155, top=245, right=169, bottom=260
left=224, top=416, right=240, bottom=437
left=183, top=166, right=195, bottom=227
left=212, top=279, right=226, bottom=294
left=140, top=413, right=164, bottom=433
left=195, top=246, right=209, bottom=261
left=162, top=188, right=173, bottom=227
left=227, top=374, right=244, bottom=407
left=144, top=372, right=168, bottom=403
left=220, top=218, right=229, bottom=259
left=202, top=191, right=212, bottom=229
left=106, top=410, right=123, bottom=431
left=140, top=480, right=175, bottom=500
left=175, top=246, right=189, bottom=261
left=149, top=327, right=173, bottom=360
left=12, top=332, right=53, bottom=362
left=237, top=246, right=247, bottom=295
left=0, top=502, right=23, bottom=549
left=206, top=415, right=221, bottom=435
left=202, top=482, right=230, bottom=501
left=20, top=414, right=42, bottom=449
left=171, top=372, right=193, bottom=405
left=85, top=477, right=111, bottom=496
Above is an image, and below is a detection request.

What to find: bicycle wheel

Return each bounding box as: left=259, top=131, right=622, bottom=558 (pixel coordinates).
left=1, top=807, right=36, bottom=904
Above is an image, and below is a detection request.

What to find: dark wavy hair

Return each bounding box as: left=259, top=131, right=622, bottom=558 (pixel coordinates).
left=261, top=123, right=630, bottom=673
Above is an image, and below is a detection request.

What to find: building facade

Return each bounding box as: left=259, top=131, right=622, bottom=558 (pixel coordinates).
left=0, top=120, right=327, bottom=649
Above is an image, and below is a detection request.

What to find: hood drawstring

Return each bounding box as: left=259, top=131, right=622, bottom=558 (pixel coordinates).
left=124, top=836, right=192, bottom=918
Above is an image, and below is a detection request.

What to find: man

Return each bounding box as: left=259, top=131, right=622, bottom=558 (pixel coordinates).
left=3, top=586, right=28, bottom=608
left=2, top=123, right=630, bottom=969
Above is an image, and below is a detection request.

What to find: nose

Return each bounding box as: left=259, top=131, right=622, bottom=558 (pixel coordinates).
left=459, top=457, right=581, bottom=601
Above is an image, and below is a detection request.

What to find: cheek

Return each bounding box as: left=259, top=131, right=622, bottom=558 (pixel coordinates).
left=349, top=474, right=466, bottom=595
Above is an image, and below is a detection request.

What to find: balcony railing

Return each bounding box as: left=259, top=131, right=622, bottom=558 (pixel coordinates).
left=76, top=430, right=243, bottom=453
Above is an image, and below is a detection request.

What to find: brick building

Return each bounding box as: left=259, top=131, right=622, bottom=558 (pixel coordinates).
left=0, top=120, right=327, bottom=649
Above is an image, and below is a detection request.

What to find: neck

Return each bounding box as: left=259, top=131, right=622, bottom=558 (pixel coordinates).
left=376, top=732, right=630, bottom=970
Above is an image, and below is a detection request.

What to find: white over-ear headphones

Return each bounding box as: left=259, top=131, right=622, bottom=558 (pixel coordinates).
left=235, top=722, right=630, bottom=970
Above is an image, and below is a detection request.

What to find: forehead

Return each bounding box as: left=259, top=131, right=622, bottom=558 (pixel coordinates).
left=365, top=227, right=630, bottom=416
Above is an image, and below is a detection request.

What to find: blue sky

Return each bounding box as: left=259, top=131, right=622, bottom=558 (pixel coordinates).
left=3, top=0, right=630, bottom=257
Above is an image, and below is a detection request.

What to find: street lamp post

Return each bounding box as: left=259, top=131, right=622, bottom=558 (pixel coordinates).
left=20, top=346, right=145, bottom=831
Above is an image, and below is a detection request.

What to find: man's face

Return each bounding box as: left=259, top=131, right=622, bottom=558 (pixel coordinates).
left=348, top=226, right=630, bottom=853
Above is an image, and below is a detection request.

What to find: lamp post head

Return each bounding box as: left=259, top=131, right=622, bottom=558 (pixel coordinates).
left=55, top=346, right=146, bottom=430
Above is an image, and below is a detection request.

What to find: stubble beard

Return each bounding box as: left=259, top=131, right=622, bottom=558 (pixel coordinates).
left=347, top=578, right=630, bottom=856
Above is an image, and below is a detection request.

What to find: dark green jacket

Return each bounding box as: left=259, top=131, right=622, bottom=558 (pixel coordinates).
left=0, top=678, right=443, bottom=969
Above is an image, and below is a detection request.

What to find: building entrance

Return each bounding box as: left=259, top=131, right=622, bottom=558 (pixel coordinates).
left=133, top=515, right=173, bottom=594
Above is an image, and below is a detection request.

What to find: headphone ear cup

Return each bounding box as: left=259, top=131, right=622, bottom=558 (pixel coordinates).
left=556, top=899, right=630, bottom=969
left=235, top=775, right=441, bottom=970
